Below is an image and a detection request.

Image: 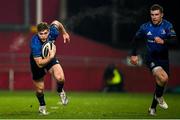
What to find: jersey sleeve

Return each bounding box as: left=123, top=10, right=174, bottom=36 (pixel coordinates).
left=130, top=24, right=145, bottom=56
left=166, top=23, right=176, bottom=37
left=164, top=22, right=177, bottom=45
left=135, top=24, right=146, bottom=38
left=49, top=25, right=60, bottom=40
left=30, top=36, right=42, bottom=57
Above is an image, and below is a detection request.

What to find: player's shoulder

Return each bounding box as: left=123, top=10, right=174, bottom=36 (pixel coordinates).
left=31, top=35, right=41, bottom=46
left=162, top=19, right=173, bottom=27
left=162, top=19, right=172, bottom=24
left=49, top=24, right=60, bottom=39
left=139, top=21, right=151, bottom=29
left=31, top=34, right=39, bottom=41
left=50, top=24, right=59, bottom=31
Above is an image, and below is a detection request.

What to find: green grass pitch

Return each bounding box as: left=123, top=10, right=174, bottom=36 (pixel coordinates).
left=0, top=91, right=180, bottom=119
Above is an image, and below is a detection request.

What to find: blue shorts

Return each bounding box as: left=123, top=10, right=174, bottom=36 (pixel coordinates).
left=145, top=59, right=169, bottom=75
left=30, top=55, right=60, bottom=80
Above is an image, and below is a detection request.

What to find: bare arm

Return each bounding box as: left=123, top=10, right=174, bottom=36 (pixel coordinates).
left=34, top=57, right=52, bottom=68
left=51, top=20, right=70, bottom=43
left=34, top=44, right=56, bottom=68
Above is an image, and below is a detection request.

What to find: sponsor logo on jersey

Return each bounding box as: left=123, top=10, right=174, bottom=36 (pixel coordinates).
left=56, top=60, right=59, bottom=63
left=150, top=62, right=155, bottom=68
left=147, top=39, right=155, bottom=43
left=147, top=31, right=152, bottom=35
left=161, top=29, right=166, bottom=34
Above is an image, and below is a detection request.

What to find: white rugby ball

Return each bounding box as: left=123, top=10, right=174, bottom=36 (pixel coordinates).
left=42, top=41, right=54, bottom=58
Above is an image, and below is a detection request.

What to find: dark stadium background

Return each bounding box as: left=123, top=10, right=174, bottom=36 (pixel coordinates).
left=67, top=0, right=179, bottom=49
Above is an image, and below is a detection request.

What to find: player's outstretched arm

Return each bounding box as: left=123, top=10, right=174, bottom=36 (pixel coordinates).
left=51, top=20, right=70, bottom=43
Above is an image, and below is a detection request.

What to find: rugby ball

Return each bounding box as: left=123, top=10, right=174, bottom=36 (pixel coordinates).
left=42, top=41, right=54, bottom=58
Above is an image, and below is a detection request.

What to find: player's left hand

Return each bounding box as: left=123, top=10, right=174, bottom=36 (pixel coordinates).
left=130, top=56, right=139, bottom=65
left=154, top=37, right=164, bottom=44
left=63, top=32, right=70, bottom=43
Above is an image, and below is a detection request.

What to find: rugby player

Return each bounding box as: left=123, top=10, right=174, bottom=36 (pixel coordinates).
left=130, top=4, right=177, bottom=116
left=30, top=20, right=70, bottom=115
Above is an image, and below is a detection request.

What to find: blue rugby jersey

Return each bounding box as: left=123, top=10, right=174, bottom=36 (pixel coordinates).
left=30, top=25, right=60, bottom=57
left=134, top=19, right=176, bottom=60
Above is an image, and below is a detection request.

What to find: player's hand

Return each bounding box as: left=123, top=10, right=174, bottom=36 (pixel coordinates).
left=48, top=44, right=56, bottom=59
left=63, top=32, right=70, bottom=43
left=154, top=37, right=164, bottom=44
left=130, top=56, right=139, bottom=65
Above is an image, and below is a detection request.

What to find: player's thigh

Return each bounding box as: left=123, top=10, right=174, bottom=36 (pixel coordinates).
left=49, top=64, right=65, bottom=81
left=153, top=66, right=168, bottom=82
left=32, top=78, right=45, bottom=91
left=30, top=56, right=46, bottom=80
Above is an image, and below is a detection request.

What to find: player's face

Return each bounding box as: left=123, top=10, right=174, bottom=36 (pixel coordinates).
left=150, top=10, right=163, bottom=25
left=38, top=29, right=49, bottom=42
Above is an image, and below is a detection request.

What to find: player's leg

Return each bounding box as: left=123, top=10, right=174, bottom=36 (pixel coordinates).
left=33, top=79, right=46, bottom=107
left=30, top=55, right=48, bottom=115
left=148, top=66, right=168, bottom=115
left=49, top=64, right=65, bottom=92
left=146, top=60, right=168, bottom=115
left=145, top=61, right=157, bottom=115
left=152, top=66, right=168, bottom=109
left=33, top=79, right=49, bottom=115
left=48, top=62, right=68, bottom=105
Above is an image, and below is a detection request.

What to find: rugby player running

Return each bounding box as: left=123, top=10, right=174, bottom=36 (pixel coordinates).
left=130, top=4, right=177, bottom=116
left=30, top=20, right=70, bottom=115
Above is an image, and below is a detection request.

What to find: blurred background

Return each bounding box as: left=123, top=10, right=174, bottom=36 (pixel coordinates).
left=0, top=0, right=179, bottom=93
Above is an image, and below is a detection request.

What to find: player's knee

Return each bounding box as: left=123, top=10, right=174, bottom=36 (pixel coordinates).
left=36, top=86, right=44, bottom=93
left=160, top=74, right=168, bottom=83
left=163, top=75, right=168, bottom=82
left=55, top=75, right=65, bottom=82
left=36, top=89, right=43, bottom=93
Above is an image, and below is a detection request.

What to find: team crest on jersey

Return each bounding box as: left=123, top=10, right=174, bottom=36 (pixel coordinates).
left=150, top=62, right=155, bottom=68
left=161, top=29, right=166, bottom=34
left=147, top=31, right=152, bottom=35
left=56, top=60, right=59, bottom=63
